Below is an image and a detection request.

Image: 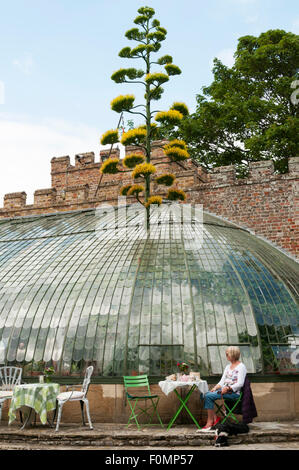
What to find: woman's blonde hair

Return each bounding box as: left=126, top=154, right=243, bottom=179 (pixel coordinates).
left=226, top=346, right=241, bottom=361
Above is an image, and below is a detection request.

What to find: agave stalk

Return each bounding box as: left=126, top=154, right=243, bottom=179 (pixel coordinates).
left=100, top=6, right=190, bottom=231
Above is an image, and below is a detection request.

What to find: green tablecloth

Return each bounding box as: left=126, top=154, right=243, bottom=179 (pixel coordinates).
left=8, top=383, right=60, bottom=425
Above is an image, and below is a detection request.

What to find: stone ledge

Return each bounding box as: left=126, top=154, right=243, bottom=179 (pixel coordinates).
left=1, top=422, right=298, bottom=447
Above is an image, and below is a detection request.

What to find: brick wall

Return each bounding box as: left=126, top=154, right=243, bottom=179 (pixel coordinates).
left=0, top=142, right=298, bottom=259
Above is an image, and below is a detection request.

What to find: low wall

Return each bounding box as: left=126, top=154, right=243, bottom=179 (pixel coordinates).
left=2, top=382, right=299, bottom=425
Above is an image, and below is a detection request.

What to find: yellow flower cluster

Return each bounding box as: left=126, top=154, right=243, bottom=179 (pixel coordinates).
left=100, top=129, right=119, bottom=146
left=100, top=158, right=120, bottom=175
left=121, top=127, right=147, bottom=146
left=132, top=162, right=157, bottom=179
left=127, top=184, right=144, bottom=196
left=165, top=139, right=188, bottom=150
left=167, top=189, right=187, bottom=201
left=155, top=173, right=176, bottom=186
left=155, top=109, right=183, bottom=125
left=145, top=72, right=169, bottom=85
left=123, top=153, right=145, bottom=169
left=120, top=184, right=133, bottom=196
left=111, top=94, right=135, bottom=113
left=170, top=102, right=189, bottom=116
left=164, top=146, right=189, bottom=162
left=145, top=196, right=162, bottom=208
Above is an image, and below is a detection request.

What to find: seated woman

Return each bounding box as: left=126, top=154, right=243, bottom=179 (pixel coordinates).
left=201, top=346, right=247, bottom=431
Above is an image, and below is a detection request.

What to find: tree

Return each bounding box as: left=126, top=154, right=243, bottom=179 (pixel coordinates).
left=174, top=30, right=299, bottom=176
left=99, top=6, right=190, bottom=229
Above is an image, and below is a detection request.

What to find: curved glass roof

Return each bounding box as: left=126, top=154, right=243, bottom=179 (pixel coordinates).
left=0, top=204, right=298, bottom=378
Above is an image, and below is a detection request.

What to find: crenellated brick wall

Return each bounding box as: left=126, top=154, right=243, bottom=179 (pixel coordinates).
left=0, top=141, right=298, bottom=259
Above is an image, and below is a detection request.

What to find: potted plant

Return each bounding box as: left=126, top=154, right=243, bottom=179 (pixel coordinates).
left=177, top=361, right=189, bottom=379
left=44, top=366, right=55, bottom=383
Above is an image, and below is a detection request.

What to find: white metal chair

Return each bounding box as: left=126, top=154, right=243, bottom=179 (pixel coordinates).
left=0, top=366, right=22, bottom=422
left=55, top=365, right=94, bottom=432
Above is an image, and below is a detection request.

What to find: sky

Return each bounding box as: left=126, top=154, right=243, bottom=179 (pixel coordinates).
left=0, top=0, right=298, bottom=204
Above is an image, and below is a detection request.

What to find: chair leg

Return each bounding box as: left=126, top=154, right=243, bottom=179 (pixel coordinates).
left=126, top=399, right=141, bottom=429
left=55, top=402, right=63, bottom=432
left=52, top=403, right=57, bottom=425
left=0, top=403, right=2, bottom=423
left=80, top=400, right=85, bottom=426
left=151, top=398, right=164, bottom=428
left=83, top=399, right=93, bottom=430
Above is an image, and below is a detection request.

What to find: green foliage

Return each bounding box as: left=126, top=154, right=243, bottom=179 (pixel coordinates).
left=172, top=29, right=299, bottom=175
left=121, top=127, right=147, bottom=146
left=155, top=110, right=183, bottom=125
left=145, top=72, right=169, bottom=86
left=120, top=184, right=133, bottom=196
left=147, top=86, right=164, bottom=101
left=167, top=189, right=186, bottom=201
left=111, top=68, right=144, bottom=83
left=164, top=145, right=189, bottom=161
left=156, top=173, right=176, bottom=186
left=170, top=102, right=189, bottom=116
left=111, top=95, right=135, bottom=113
left=123, top=153, right=145, bottom=168
left=100, top=129, right=119, bottom=145
left=165, top=64, right=182, bottom=76
left=100, top=158, right=120, bottom=174
left=119, top=47, right=132, bottom=58
left=127, top=184, right=144, bottom=196
left=157, top=55, right=173, bottom=65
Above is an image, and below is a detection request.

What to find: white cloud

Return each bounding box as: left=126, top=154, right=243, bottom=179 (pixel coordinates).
left=0, top=115, right=100, bottom=205
left=214, top=48, right=235, bottom=67
left=12, top=54, right=34, bottom=75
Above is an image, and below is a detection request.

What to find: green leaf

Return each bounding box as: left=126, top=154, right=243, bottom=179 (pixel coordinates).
left=157, top=55, right=173, bottom=65
left=137, top=6, right=155, bottom=18
left=111, top=95, right=135, bottom=113
left=145, top=72, right=169, bottom=86
left=131, top=44, right=147, bottom=56
left=119, top=47, right=132, bottom=58
left=147, top=31, right=166, bottom=42
left=147, top=86, right=164, bottom=101
left=134, top=15, right=147, bottom=25
left=111, top=68, right=144, bottom=83
left=165, top=64, right=182, bottom=76
left=125, top=27, right=146, bottom=42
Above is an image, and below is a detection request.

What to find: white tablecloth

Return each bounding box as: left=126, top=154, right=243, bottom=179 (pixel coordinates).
left=159, top=379, right=209, bottom=396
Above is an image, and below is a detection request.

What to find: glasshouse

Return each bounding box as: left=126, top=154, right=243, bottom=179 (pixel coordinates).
left=0, top=204, right=298, bottom=380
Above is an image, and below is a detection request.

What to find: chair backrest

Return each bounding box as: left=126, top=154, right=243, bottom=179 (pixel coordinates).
left=81, top=366, right=93, bottom=397
left=0, top=367, right=22, bottom=391
left=123, top=375, right=150, bottom=395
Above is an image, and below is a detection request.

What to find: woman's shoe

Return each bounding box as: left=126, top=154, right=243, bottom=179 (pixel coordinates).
left=198, top=424, right=213, bottom=432
left=213, top=416, right=221, bottom=426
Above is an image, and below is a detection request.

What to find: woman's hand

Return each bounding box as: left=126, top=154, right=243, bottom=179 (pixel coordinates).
left=221, top=386, right=231, bottom=395
left=211, top=385, right=221, bottom=392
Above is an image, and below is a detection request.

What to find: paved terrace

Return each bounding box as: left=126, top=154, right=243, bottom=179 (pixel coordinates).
left=1, top=421, right=299, bottom=449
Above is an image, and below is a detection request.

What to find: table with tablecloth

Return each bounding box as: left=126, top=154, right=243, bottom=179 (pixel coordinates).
left=159, top=379, right=209, bottom=430
left=8, top=383, right=60, bottom=426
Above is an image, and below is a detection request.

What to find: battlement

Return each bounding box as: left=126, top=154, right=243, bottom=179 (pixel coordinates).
left=0, top=146, right=298, bottom=258
left=204, top=157, right=299, bottom=186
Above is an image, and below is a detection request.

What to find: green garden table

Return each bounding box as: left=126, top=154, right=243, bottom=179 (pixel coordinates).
left=8, top=383, right=60, bottom=429
left=159, top=379, right=209, bottom=430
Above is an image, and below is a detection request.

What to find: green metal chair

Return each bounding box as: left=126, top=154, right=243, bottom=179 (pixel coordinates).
left=123, top=375, right=164, bottom=429
left=215, top=392, right=243, bottom=424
